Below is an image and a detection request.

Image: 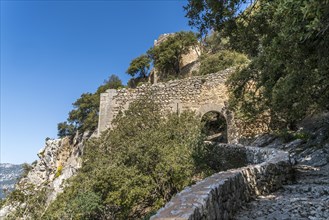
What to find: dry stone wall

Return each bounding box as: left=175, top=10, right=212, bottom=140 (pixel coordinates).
left=98, top=68, right=241, bottom=142
left=150, top=144, right=293, bottom=220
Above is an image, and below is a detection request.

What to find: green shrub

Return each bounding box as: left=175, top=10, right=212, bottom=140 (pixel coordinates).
left=127, top=76, right=147, bottom=88
left=276, top=129, right=311, bottom=143
left=55, top=165, right=63, bottom=178
left=0, top=198, right=5, bottom=209
left=193, top=143, right=247, bottom=176
left=45, top=95, right=206, bottom=219
left=32, top=160, right=38, bottom=166
left=19, top=163, right=32, bottom=180
left=199, top=50, right=249, bottom=75
left=293, top=131, right=310, bottom=141
left=5, top=184, right=48, bottom=220
left=137, top=81, right=147, bottom=87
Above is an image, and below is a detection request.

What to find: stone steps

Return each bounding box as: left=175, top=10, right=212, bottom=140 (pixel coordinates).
left=234, top=164, right=329, bottom=220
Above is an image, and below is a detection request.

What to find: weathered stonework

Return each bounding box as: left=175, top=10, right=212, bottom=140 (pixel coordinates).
left=150, top=144, right=293, bottom=220
left=98, top=68, right=241, bottom=142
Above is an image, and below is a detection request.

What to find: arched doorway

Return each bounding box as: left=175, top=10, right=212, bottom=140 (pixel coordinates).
left=201, top=111, right=228, bottom=143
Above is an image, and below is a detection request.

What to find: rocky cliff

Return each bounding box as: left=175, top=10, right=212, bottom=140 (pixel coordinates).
left=19, top=137, right=82, bottom=202
left=0, top=133, right=88, bottom=218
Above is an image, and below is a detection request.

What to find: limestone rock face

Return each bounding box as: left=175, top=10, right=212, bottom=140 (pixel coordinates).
left=0, top=133, right=87, bottom=218
left=19, top=137, right=82, bottom=193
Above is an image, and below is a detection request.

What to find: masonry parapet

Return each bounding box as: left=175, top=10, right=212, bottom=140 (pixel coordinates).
left=150, top=144, right=293, bottom=220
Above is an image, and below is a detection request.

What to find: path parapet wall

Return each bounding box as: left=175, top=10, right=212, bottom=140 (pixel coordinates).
left=150, top=144, right=293, bottom=220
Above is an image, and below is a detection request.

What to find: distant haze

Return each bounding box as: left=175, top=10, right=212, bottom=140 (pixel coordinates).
left=0, top=163, right=23, bottom=199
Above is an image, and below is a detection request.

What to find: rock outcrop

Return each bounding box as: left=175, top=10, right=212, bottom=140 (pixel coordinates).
left=18, top=136, right=83, bottom=203
left=0, top=132, right=87, bottom=218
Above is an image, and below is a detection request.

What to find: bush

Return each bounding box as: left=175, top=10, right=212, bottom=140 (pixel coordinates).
left=55, top=165, right=63, bottom=178
left=147, top=31, right=198, bottom=80
left=5, top=184, right=48, bottom=220
left=0, top=198, right=5, bottom=209
left=275, top=129, right=310, bottom=143
left=193, top=143, right=247, bottom=176
left=198, top=50, right=249, bottom=75
left=127, top=77, right=147, bottom=89
left=45, top=95, right=206, bottom=219
left=19, top=163, right=32, bottom=180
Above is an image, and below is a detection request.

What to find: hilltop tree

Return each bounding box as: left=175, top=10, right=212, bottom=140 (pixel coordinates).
left=147, top=31, right=198, bottom=79
left=57, top=122, right=75, bottom=138
left=102, top=74, right=123, bottom=91
left=58, top=74, right=123, bottom=137
left=126, top=54, right=151, bottom=79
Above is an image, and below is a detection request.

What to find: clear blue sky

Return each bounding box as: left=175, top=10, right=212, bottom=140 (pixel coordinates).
left=1, top=0, right=193, bottom=164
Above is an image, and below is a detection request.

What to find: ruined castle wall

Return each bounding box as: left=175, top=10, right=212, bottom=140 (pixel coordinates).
left=98, top=69, right=241, bottom=142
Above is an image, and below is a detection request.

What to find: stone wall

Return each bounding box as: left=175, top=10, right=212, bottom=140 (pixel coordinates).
left=150, top=144, right=293, bottom=220
left=98, top=68, right=242, bottom=142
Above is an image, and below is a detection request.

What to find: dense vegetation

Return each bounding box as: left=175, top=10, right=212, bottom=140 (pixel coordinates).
left=4, top=184, right=48, bottom=220
left=126, top=31, right=199, bottom=85
left=147, top=31, right=198, bottom=78
left=45, top=95, right=213, bottom=219
left=198, top=50, right=248, bottom=75
left=3, top=95, right=237, bottom=220
left=185, top=0, right=329, bottom=130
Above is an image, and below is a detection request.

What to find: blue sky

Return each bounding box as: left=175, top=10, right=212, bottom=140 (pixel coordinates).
left=1, top=0, right=193, bottom=164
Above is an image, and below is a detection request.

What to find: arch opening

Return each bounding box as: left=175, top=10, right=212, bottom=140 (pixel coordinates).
left=201, top=111, right=228, bottom=143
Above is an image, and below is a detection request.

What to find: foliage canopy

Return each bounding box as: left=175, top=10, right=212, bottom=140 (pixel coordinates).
left=47, top=95, right=207, bottom=219
left=186, top=0, right=329, bottom=129
left=126, top=54, right=151, bottom=79
left=147, top=31, right=198, bottom=79
left=198, top=50, right=249, bottom=75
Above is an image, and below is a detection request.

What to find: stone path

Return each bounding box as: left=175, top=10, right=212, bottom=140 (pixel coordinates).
left=234, top=164, right=329, bottom=220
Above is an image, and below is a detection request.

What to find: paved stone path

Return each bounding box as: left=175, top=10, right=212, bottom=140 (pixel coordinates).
left=235, top=164, right=329, bottom=220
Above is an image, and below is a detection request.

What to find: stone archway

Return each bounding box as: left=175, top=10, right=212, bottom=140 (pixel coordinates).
left=197, top=103, right=225, bottom=117
left=197, top=103, right=235, bottom=143
left=201, top=111, right=228, bottom=143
